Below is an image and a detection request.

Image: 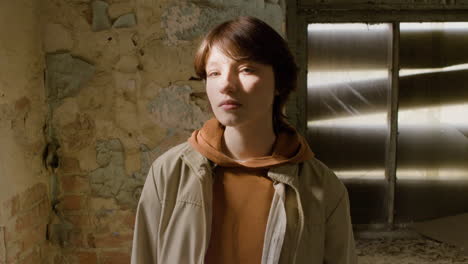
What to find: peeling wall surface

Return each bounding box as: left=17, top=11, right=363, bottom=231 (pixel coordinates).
left=2, top=0, right=467, bottom=263
left=0, top=1, right=51, bottom=262
left=38, top=0, right=286, bottom=262
left=0, top=0, right=53, bottom=264
left=0, top=1, right=47, bottom=204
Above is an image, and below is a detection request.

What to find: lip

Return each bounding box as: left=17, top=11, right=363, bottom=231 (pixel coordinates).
left=219, top=99, right=242, bottom=110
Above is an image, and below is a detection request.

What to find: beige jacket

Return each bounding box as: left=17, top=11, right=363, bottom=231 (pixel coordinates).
left=131, top=142, right=357, bottom=264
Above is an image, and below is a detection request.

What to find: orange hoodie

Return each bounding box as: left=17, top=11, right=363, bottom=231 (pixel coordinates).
left=188, top=118, right=313, bottom=264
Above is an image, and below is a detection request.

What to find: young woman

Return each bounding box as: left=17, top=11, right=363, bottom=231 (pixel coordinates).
left=132, top=16, right=357, bottom=264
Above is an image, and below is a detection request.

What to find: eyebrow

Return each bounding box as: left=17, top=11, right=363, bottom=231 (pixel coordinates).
left=206, top=59, right=258, bottom=68
left=205, top=61, right=220, bottom=69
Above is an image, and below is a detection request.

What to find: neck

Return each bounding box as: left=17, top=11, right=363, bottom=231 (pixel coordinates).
left=222, top=119, right=276, bottom=160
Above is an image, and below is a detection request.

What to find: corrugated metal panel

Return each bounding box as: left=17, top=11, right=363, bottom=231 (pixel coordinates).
left=307, top=23, right=392, bottom=224
left=307, top=22, right=468, bottom=224
left=395, top=22, right=468, bottom=222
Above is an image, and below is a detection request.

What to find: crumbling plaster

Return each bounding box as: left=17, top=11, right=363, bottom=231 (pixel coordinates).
left=36, top=0, right=289, bottom=260
left=0, top=1, right=53, bottom=262
left=41, top=0, right=287, bottom=211
left=1, top=0, right=467, bottom=262
left=0, top=0, right=47, bottom=204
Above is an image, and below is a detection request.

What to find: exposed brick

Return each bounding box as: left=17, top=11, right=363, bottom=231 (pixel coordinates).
left=22, top=224, right=46, bottom=253
left=15, top=199, right=49, bottom=233
left=0, top=227, right=5, bottom=263
left=38, top=243, right=58, bottom=264
left=122, top=211, right=136, bottom=230
left=61, top=175, right=90, bottom=194
left=55, top=250, right=99, bottom=264
left=110, top=210, right=136, bottom=231
left=18, top=248, right=40, bottom=264
left=36, top=198, right=50, bottom=220
left=89, top=197, right=119, bottom=211
left=100, top=251, right=131, bottom=264
left=60, top=157, right=81, bottom=174
left=64, top=214, right=91, bottom=227
left=92, top=209, right=136, bottom=232
left=59, top=195, right=86, bottom=211
left=67, top=229, right=85, bottom=248
left=19, top=183, right=47, bottom=212
left=86, top=233, right=96, bottom=248
left=94, top=232, right=133, bottom=249
left=2, top=195, right=20, bottom=219
left=2, top=183, right=47, bottom=222
left=49, top=228, right=86, bottom=249
left=14, top=97, right=30, bottom=112
left=53, top=254, right=67, bottom=264
left=77, top=251, right=98, bottom=264
left=38, top=199, right=50, bottom=219
left=4, top=221, right=15, bottom=243
left=6, top=240, right=22, bottom=263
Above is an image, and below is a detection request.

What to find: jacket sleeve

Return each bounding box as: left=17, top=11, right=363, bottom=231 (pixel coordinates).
left=324, top=187, right=357, bottom=264
left=131, top=165, right=161, bottom=264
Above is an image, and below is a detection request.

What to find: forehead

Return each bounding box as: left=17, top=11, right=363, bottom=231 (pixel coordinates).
left=205, top=46, right=234, bottom=67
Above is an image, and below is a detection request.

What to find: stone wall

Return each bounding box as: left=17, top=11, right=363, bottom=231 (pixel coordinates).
left=40, top=0, right=286, bottom=262
left=2, top=0, right=467, bottom=263
left=0, top=1, right=51, bottom=263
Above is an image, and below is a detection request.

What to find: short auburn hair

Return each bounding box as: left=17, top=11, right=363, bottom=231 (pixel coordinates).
left=194, top=16, right=298, bottom=132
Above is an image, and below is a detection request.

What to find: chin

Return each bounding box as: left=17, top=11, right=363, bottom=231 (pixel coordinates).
left=213, top=113, right=245, bottom=127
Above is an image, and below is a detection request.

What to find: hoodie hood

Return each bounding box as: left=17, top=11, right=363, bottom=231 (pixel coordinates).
left=188, top=118, right=314, bottom=168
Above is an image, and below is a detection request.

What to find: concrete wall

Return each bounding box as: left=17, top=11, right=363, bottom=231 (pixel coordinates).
left=0, top=1, right=52, bottom=263
left=39, top=0, right=286, bottom=262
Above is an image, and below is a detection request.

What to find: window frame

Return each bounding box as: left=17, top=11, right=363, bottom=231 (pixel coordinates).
left=286, top=2, right=468, bottom=230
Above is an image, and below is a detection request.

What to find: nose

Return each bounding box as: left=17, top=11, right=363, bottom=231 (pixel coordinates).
left=218, top=69, right=238, bottom=94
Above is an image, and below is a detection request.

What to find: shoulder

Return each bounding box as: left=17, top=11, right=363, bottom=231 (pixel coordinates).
left=299, top=157, right=347, bottom=216
left=150, top=141, right=208, bottom=172
left=145, top=142, right=206, bottom=201
left=146, top=142, right=192, bottom=186
left=151, top=142, right=191, bottom=167
left=301, top=157, right=344, bottom=188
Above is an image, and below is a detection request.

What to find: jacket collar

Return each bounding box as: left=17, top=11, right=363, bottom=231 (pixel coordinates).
left=181, top=144, right=300, bottom=188
left=268, top=164, right=300, bottom=187
left=181, top=144, right=211, bottom=179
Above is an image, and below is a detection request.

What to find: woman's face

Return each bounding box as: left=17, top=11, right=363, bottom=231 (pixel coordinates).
left=205, top=45, right=275, bottom=129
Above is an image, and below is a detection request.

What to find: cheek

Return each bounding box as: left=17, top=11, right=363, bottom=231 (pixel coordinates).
left=205, top=83, right=217, bottom=106
left=250, top=80, right=275, bottom=103
left=265, top=79, right=276, bottom=105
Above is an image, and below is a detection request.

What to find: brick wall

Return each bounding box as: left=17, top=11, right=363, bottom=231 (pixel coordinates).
left=0, top=183, right=50, bottom=264
left=0, top=1, right=49, bottom=262
left=45, top=159, right=135, bottom=264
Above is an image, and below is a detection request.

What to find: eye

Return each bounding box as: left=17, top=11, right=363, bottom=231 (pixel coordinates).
left=207, top=71, right=220, bottom=77
left=240, top=67, right=255, bottom=74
